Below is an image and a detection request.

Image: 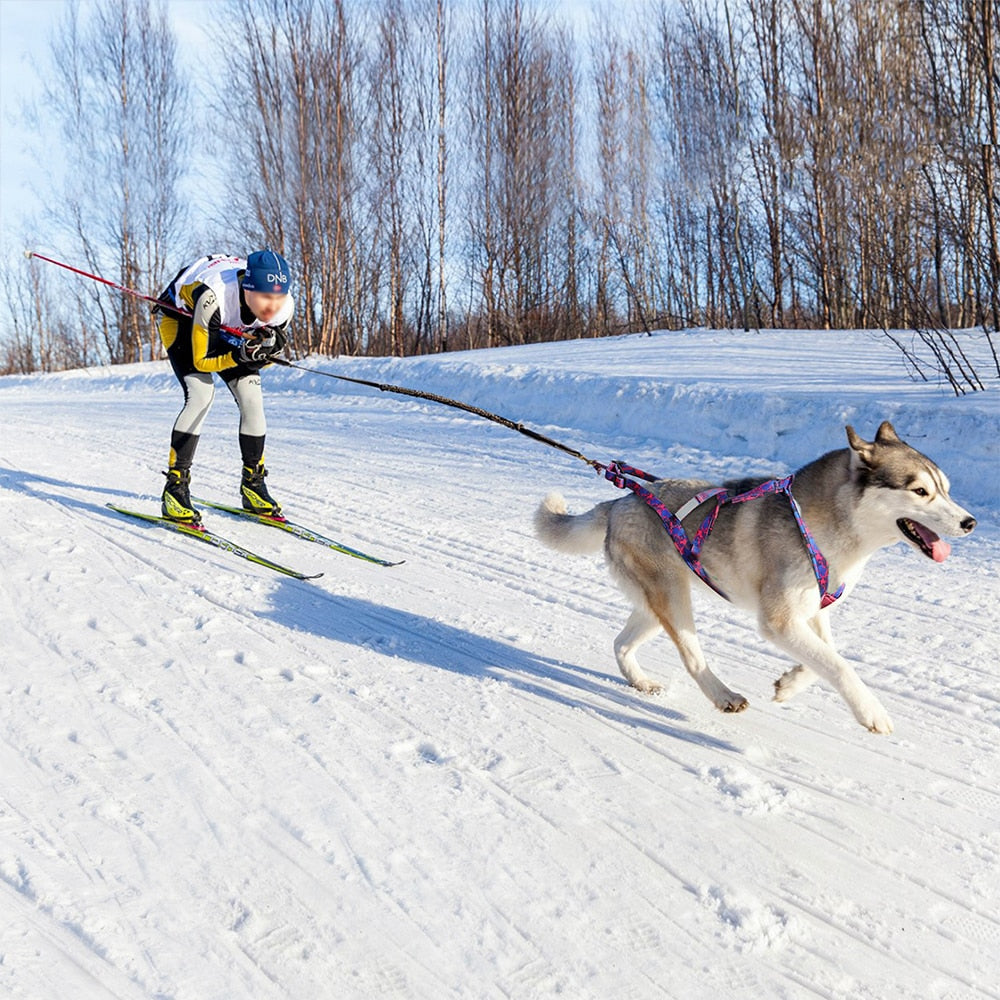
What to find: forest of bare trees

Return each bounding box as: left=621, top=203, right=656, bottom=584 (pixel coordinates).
left=4, top=0, right=998, bottom=392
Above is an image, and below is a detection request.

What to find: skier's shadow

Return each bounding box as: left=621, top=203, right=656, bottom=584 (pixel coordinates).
left=263, top=582, right=740, bottom=753
left=0, top=465, right=124, bottom=517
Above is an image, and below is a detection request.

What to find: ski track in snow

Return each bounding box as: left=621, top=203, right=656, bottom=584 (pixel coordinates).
left=1, top=330, right=998, bottom=1000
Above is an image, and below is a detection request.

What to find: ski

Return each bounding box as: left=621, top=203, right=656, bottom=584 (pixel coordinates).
left=193, top=498, right=404, bottom=567
left=106, top=504, right=323, bottom=580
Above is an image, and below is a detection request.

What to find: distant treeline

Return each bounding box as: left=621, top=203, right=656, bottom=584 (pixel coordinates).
left=5, top=0, right=998, bottom=392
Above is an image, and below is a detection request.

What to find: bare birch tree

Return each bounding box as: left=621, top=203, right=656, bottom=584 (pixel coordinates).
left=41, top=0, right=186, bottom=364
left=464, top=0, right=574, bottom=346
left=223, top=0, right=363, bottom=356
left=4, top=255, right=90, bottom=374
left=370, top=0, right=411, bottom=356
left=435, top=0, right=451, bottom=351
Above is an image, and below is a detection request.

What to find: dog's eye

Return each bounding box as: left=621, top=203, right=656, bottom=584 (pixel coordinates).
left=912, top=487, right=929, bottom=497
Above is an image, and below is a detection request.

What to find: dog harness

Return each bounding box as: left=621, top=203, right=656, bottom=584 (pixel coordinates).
left=604, top=462, right=844, bottom=608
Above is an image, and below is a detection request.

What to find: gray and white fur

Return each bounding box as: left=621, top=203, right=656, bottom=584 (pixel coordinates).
left=535, top=422, right=976, bottom=733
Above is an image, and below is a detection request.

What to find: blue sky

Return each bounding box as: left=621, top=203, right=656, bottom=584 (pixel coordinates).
left=0, top=0, right=216, bottom=258
left=0, top=0, right=66, bottom=251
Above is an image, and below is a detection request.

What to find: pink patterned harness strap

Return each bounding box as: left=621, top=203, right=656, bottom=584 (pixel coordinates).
left=603, top=462, right=844, bottom=608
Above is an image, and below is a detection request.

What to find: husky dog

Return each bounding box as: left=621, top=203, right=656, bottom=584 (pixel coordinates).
left=535, top=422, right=976, bottom=733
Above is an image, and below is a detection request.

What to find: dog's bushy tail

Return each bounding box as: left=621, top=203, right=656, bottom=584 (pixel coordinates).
left=534, top=493, right=612, bottom=555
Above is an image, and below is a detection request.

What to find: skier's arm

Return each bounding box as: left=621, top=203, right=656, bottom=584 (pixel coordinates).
left=189, top=286, right=238, bottom=373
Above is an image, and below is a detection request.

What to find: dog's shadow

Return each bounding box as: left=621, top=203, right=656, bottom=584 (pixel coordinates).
left=263, top=581, right=740, bottom=754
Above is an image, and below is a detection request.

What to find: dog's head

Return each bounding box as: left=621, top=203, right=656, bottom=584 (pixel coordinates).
left=846, top=421, right=976, bottom=561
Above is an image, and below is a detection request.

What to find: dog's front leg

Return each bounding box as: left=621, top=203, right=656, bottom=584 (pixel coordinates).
left=760, top=612, right=893, bottom=733
left=773, top=613, right=830, bottom=702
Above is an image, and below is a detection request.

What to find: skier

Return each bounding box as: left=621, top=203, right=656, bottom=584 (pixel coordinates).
left=154, top=250, right=294, bottom=524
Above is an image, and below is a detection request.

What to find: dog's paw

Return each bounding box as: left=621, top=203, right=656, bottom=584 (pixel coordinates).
left=630, top=678, right=663, bottom=695
left=718, top=693, right=749, bottom=713
left=864, top=710, right=893, bottom=734
left=773, top=665, right=815, bottom=703
left=856, top=699, right=894, bottom=734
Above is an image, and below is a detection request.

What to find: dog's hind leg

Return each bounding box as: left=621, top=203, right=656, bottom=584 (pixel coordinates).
left=773, top=665, right=815, bottom=702
left=643, top=584, right=749, bottom=714
left=773, top=613, right=830, bottom=702
left=614, top=605, right=665, bottom=694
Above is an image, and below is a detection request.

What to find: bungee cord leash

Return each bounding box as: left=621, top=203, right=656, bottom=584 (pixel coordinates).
left=270, top=357, right=603, bottom=471
left=273, top=359, right=841, bottom=606
left=26, top=250, right=841, bottom=606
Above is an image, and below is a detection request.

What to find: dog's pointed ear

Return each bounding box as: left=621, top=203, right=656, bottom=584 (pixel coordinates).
left=874, top=420, right=901, bottom=445
left=846, top=425, right=876, bottom=470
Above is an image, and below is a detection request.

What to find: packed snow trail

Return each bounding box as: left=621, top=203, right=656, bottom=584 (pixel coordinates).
left=1, top=330, right=998, bottom=1000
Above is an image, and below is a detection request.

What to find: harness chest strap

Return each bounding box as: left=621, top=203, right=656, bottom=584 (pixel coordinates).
left=604, top=462, right=844, bottom=608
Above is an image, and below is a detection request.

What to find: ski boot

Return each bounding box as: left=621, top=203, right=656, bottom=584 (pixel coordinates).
left=161, top=468, right=202, bottom=524
left=241, top=461, right=283, bottom=518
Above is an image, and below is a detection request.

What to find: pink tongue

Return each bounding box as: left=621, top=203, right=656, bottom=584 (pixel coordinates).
left=931, top=538, right=951, bottom=563
left=912, top=520, right=951, bottom=562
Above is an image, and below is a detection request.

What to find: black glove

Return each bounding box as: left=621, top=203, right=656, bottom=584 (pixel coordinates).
left=233, top=327, right=282, bottom=370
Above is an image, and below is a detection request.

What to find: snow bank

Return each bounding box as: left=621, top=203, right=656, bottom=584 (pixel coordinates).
left=291, top=328, right=999, bottom=508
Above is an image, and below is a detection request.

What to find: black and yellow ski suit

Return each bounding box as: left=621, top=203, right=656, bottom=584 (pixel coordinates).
left=156, top=254, right=294, bottom=472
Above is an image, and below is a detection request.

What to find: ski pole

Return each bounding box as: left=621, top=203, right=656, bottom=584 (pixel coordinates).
left=24, top=250, right=252, bottom=340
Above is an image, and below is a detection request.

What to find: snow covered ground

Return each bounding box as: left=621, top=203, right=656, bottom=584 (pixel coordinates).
left=1, top=328, right=998, bottom=1000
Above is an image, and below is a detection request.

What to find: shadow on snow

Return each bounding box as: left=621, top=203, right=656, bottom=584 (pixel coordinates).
left=264, top=580, right=741, bottom=756
left=0, top=463, right=740, bottom=756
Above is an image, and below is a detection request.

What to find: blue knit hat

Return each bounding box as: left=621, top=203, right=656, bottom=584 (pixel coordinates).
left=242, top=249, right=291, bottom=294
